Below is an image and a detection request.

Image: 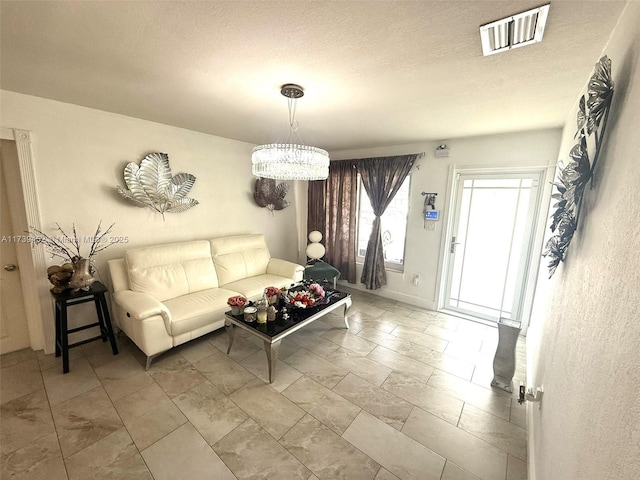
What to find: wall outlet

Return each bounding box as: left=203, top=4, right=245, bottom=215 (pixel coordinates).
left=426, top=221, right=436, bottom=231
left=413, top=274, right=420, bottom=286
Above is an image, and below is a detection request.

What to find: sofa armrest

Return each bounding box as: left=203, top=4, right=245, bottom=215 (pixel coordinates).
left=267, top=258, right=304, bottom=282
left=112, top=290, right=172, bottom=328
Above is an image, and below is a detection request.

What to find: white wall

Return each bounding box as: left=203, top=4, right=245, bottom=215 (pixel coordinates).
left=330, top=128, right=562, bottom=319
left=527, top=3, right=640, bottom=479
left=1, top=91, right=301, bottom=352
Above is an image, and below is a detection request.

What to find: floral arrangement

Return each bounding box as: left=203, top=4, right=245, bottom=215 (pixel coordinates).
left=227, top=295, right=247, bottom=307
left=287, top=283, right=325, bottom=308
left=264, top=286, right=282, bottom=298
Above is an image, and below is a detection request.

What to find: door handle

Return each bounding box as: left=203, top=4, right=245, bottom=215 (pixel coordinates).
left=4, top=264, right=18, bottom=272
left=450, top=236, right=461, bottom=254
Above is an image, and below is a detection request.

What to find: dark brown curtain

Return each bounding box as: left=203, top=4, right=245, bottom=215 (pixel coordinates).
left=357, top=154, right=420, bottom=289
left=307, top=160, right=358, bottom=283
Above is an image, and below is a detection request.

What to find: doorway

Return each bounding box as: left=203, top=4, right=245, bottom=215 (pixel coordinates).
left=442, top=169, right=545, bottom=326
left=0, top=140, right=31, bottom=353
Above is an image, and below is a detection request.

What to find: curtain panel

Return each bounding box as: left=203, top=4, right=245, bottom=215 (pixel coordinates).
left=357, top=154, right=420, bottom=290
left=307, top=160, right=358, bottom=283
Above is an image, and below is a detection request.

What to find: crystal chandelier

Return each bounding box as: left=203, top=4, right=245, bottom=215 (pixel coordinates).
left=252, top=84, right=329, bottom=181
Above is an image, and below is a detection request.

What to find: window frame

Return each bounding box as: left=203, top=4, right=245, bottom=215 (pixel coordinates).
left=355, top=174, right=411, bottom=273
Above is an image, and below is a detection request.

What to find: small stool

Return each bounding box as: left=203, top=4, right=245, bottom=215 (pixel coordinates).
left=52, top=281, right=118, bottom=373
left=304, top=260, right=341, bottom=288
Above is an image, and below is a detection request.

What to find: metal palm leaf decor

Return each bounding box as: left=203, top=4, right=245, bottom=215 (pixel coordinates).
left=116, top=152, right=198, bottom=219
left=543, top=56, right=614, bottom=277
left=254, top=177, right=290, bottom=212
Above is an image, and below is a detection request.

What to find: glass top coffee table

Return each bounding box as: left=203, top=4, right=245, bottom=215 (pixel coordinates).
left=224, top=289, right=352, bottom=384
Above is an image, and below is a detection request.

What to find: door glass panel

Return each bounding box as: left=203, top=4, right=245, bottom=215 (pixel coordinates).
left=444, top=172, right=542, bottom=323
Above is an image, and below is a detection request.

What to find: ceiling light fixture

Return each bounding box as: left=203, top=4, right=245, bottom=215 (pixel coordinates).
left=252, top=84, right=329, bottom=181
left=480, top=4, right=550, bottom=56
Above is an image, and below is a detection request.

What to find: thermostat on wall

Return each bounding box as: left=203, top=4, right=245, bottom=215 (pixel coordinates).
left=424, top=210, right=440, bottom=220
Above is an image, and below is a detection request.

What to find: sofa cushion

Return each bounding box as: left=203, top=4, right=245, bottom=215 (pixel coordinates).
left=210, top=234, right=271, bottom=286
left=223, top=274, right=294, bottom=300
left=127, top=241, right=219, bottom=302
left=163, top=287, right=239, bottom=336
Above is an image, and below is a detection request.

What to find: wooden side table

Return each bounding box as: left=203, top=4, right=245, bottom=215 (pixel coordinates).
left=52, top=281, right=118, bottom=373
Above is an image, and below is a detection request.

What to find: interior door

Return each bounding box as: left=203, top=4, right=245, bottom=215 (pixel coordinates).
left=0, top=155, right=30, bottom=354
left=443, top=170, right=544, bottom=324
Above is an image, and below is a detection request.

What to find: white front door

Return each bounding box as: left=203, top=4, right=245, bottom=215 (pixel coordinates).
left=0, top=151, right=30, bottom=354
left=443, top=170, right=544, bottom=324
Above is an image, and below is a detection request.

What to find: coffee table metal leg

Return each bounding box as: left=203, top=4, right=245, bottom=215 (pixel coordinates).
left=264, top=340, right=280, bottom=384
left=225, top=321, right=235, bottom=354
left=343, top=297, right=352, bottom=329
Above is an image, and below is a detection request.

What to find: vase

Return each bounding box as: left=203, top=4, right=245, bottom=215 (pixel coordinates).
left=69, top=257, right=95, bottom=291
left=230, top=305, right=243, bottom=316
left=491, top=317, right=522, bottom=393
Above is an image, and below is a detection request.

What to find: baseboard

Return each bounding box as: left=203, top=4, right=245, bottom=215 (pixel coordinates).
left=337, top=281, right=437, bottom=311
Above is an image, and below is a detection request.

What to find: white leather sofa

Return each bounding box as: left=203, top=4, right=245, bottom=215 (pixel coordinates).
left=107, top=234, right=303, bottom=368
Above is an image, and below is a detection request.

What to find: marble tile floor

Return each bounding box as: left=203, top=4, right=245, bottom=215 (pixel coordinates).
left=0, top=288, right=528, bottom=480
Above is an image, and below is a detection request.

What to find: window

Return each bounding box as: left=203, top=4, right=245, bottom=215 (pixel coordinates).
left=356, top=175, right=411, bottom=271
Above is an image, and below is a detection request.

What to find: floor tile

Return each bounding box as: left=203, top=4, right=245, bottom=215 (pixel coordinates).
left=41, top=356, right=102, bottom=406
left=441, top=461, right=482, bottom=480
left=389, top=326, right=448, bottom=352
left=239, top=349, right=302, bottom=392
left=351, top=315, right=398, bottom=334
left=209, top=329, right=261, bottom=362
left=65, top=428, right=152, bottom=480
left=401, top=406, right=507, bottom=480
left=287, top=330, right=341, bottom=357
left=280, top=414, right=379, bottom=479
left=458, top=404, right=527, bottom=461
left=283, top=348, right=348, bottom=388
left=367, top=346, right=434, bottom=383
left=321, top=329, right=377, bottom=355
left=36, top=348, right=84, bottom=371
left=350, top=301, right=385, bottom=318
left=382, top=372, right=463, bottom=426
left=0, top=389, right=56, bottom=454
left=0, top=348, right=36, bottom=368
left=375, top=468, right=400, bottom=480
left=113, top=382, right=187, bottom=450
left=400, top=342, right=475, bottom=381
left=95, top=353, right=155, bottom=401
left=192, top=347, right=256, bottom=395
left=229, top=379, right=305, bottom=440
left=0, top=356, right=43, bottom=405
left=282, top=376, right=361, bottom=434
left=333, top=373, right=413, bottom=430
left=173, top=380, right=248, bottom=445
left=507, top=455, right=528, bottom=480
left=81, top=339, right=126, bottom=369
left=142, top=423, right=235, bottom=480
left=427, top=370, right=512, bottom=420
left=324, top=347, right=392, bottom=386
left=51, top=386, right=122, bottom=458
left=357, top=328, right=415, bottom=354
left=0, top=431, right=66, bottom=480
left=342, top=411, right=445, bottom=480
left=148, top=352, right=207, bottom=398
left=175, top=335, right=221, bottom=364
left=214, top=418, right=310, bottom=479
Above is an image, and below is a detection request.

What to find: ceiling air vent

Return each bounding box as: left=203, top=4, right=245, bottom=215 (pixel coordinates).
left=480, top=4, right=550, bottom=56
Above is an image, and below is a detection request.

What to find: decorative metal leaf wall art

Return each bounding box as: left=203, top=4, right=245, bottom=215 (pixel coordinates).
left=254, top=177, right=290, bottom=212
left=116, top=152, right=198, bottom=219
left=543, top=56, right=614, bottom=277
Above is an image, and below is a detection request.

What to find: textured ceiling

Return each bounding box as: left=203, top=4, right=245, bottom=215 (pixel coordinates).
left=0, top=1, right=626, bottom=152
